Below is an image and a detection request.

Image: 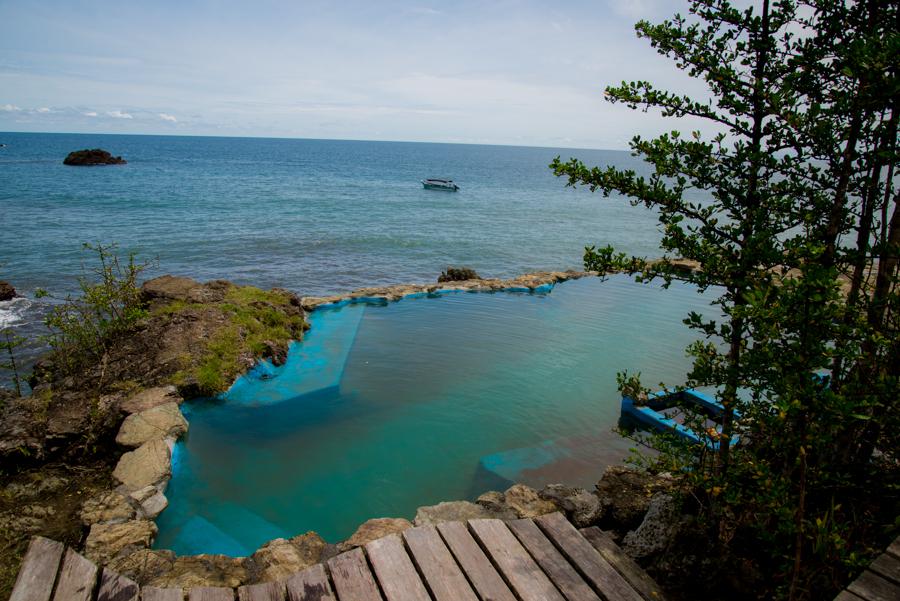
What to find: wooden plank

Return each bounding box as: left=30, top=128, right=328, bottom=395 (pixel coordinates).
left=887, top=537, right=900, bottom=560
left=52, top=548, right=99, bottom=601
left=534, top=512, right=643, bottom=601
left=580, top=527, right=669, bottom=601
left=97, top=569, right=139, bottom=601
left=467, top=518, right=565, bottom=601
left=9, top=537, right=65, bottom=601
left=508, top=519, right=600, bottom=601
left=848, top=570, right=900, bottom=601
left=237, top=582, right=285, bottom=601
left=365, top=534, right=430, bottom=601
left=142, top=587, right=184, bottom=601
left=834, top=591, right=866, bottom=601
left=435, top=522, right=516, bottom=601
left=188, top=587, right=235, bottom=601
left=326, top=548, right=383, bottom=601
left=870, top=552, right=900, bottom=586
left=403, top=526, right=478, bottom=601
left=285, top=564, right=336, bottom=601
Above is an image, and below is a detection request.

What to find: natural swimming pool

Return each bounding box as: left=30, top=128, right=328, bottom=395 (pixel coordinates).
left=154, top=275, right=715, bottom=556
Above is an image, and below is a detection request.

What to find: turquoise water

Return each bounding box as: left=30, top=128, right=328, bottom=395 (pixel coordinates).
left=154, top=275, right=716, bottom=555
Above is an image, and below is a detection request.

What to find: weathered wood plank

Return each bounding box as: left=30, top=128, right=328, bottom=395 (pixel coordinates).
left=237, top=581, right=285, bottom=601
left=833, top=590, right=866, bottom=601
left=887, top=537, right=900, bottom=560
left=403, top=525, right=478, bottom=601
left=188, top=587, right=235, bottom=601
left=534, top=512, right=642, bottom=601
left=435, top=522, right=516, bottom=601
left=847, top=570, right=900, bottom=601
left=468, top=518, right=565, bottom=601
left=870, top=552, right=900, bottom=585
left=508, top=519, right=600, bottom=601
left=285, top=564, right=336, bottom=601
left=97, top=569, right=139, bottom=601
left=52, top=548, right=99, bottom=601
left=326, top=548, right=383, bottom=601
left=580, top=526, right=669, bottom=601
left=9, top=537, right=65, bottom=601
left=141, top=587, right=184, bottom=601
left=365, top=534, right=430, bottom=601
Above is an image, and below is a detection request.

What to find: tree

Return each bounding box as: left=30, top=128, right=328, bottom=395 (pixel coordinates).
left=552, top=1, right=898, bottom=598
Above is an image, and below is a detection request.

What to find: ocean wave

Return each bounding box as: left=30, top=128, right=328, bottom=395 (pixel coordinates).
left=0, top=296, right=34, bottom=328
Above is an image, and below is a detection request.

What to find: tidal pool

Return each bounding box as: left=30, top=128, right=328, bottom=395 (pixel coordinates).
left=154, top=275, right=715, bottom=555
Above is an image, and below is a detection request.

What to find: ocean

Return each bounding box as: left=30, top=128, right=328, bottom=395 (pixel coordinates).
left=0, top=132, right=668, bottom=374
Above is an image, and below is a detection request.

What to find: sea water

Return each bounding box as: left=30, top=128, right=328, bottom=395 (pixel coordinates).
left=154, top=275, right=717, bottom=555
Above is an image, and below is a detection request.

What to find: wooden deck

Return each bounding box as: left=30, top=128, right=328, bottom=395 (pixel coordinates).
left=9, top=512, right=668, bottom=601
left=834, top=535, right=900, bottom=601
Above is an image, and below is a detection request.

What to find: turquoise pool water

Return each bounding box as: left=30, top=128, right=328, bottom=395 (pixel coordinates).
left=154, top=275, right=715, bottom=556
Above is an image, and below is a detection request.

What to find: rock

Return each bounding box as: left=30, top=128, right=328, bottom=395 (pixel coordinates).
left=138, top=490, right=168, bottom=519
left=247, top=532, right=326, bottom=583
left=113, top=438, right=172, bottom=490
left=539, top=484, right=603, bottom=527
left=119, top=386, right=182, bottom=414
left=338, top=518, right=413, bottom=553
left=503, top=484, right=559, bottom=518
left=147, top=555, right=249, bottom=589
left=4, top=474, right=69, bottom=500
left=475, top=491, right=507, bottom=513
left=141, top=275, right=231, bottom=304
left=63, top=148, right=126, bottom=165
left=622, top=494, right=683, bottom=560
left=0, top=280, right=15, bottom=301
left=414, top=500, right=515, bottom=526
left=107, top=549, right=176, bottom=584
left=85, top=520, right=158, bottom=564
left=80, top=490, right=136, bottom=526
left=438, top=267, right=480, bottom=282
left=116, top=402, right=188, bottom=447
left=595, top=466, right=676, bottom=532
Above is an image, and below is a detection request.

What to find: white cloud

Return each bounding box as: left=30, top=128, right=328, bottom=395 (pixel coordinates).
left=158, top=113, right=177, bottom=122
left=36, top=107, right=51, bottom=113
left=83, top=111, right=98, bottom=117
left=107, top=110, right=133, bottom=119
left=1, top=104, right=21, bottom=112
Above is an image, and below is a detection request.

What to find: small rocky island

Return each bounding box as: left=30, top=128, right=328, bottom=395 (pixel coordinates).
left=63, top=148, right=127, bottom=166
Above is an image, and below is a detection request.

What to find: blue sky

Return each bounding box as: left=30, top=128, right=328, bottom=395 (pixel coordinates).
left=0, top=0, right=714, bottom=149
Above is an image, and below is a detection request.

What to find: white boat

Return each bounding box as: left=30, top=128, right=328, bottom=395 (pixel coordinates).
left=422, top=178, right=460, bottom=191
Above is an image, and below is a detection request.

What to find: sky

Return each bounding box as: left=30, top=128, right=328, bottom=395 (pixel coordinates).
left=0, top=0, right=717, bottom=149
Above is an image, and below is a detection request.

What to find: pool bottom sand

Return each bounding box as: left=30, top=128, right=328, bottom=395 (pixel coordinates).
left=155, top=275, right=715, bottom=556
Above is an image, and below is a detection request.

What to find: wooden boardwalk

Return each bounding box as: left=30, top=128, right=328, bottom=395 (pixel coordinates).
left=834, top=535, right=900, bottom=601
left=10, top=512, right=668, bottom=601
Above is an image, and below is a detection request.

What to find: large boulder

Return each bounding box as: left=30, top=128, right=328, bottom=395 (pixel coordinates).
left=338, top=518, right=413, bottom=553
left=622, top=493, right=685, bottom=560
left=84, top=520, right=158, bottom=564
left=247, top=532, right=326, bottom=583
left=63, top=148, right=127, bottom=165
left=0, top=280, right=15, bottom=301
left=502, top=484, right=559, bottom=518
left=80, top=490, right=136, bottom=526
left=595, top=466, right=676, bottom=533
left=119, top=386, right=182, bottom=414
left=112, top=438, right=172, bottom=490
left=115, top=402, right=187, bottom=447
left=414, top=500, right=515, bottom=526
left=539, top=484, right=603, bottom=527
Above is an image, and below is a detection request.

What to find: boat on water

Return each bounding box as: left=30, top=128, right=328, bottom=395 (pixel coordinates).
left=620, top=388, right=740, bottom=450
left=422, top=178, right=460, bottom=191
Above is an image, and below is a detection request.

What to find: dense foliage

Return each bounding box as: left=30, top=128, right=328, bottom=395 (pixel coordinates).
left=553, top=1, right=899, bottom=598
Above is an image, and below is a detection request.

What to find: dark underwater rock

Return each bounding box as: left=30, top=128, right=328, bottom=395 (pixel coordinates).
left=63, top=148, right=127, bottom=166
left=0, top=280, right=15, bottom=301
left=438, top=266, right=480, bottom=282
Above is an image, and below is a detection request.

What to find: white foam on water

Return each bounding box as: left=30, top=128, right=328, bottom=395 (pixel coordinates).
left=0, top=296, right=33, bottom=328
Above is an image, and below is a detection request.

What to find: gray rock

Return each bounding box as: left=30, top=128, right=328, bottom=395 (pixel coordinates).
left=539, top=484, right=603, bottom=527
left=80, top=490, right=136, bottom=526
left=139, top=491, right=169, bottom=519
left=414, top=500, right=515, bottom=526
left=116, top=402, right=188, bottom=447
left=85, top=520, right=158, bottom=564
left=113, top=438, right=172, bottom=490
left=119, top=386, right=182, bottom=414
left=622, top=493, right=683, bottom=560
left=595, top=466, right=675, bottom=532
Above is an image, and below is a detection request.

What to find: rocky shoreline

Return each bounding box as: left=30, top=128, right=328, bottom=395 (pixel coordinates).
left=1, top=268, right=696, bottom=597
